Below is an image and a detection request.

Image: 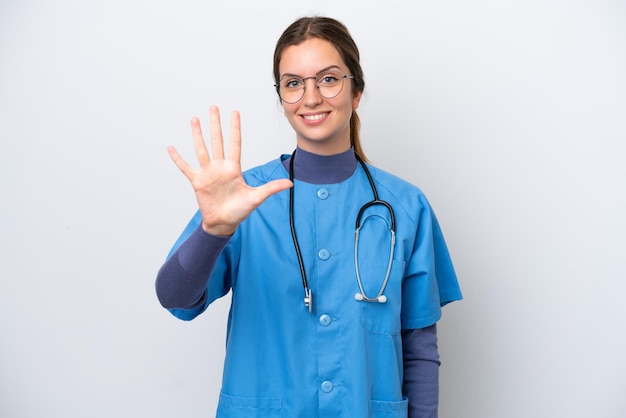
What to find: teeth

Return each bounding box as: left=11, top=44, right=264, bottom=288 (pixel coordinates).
left=303, top=113, right=327, bottom=121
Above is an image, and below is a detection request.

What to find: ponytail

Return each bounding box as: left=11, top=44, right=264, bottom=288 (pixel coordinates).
left=350, top=110, right=367, bottom=162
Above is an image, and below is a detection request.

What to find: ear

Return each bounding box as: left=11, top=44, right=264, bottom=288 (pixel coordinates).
left=352, top=90, right=362, bottom=110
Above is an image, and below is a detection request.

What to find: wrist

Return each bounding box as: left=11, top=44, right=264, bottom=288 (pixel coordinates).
left=201, top=221, right=236, bottom=237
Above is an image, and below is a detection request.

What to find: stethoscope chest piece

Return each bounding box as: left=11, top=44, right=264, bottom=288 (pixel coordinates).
left=354, top=292, right=387, bottom=303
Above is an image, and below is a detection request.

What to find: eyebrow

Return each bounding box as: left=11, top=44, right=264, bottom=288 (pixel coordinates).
left=279, top=65, right=342, bottom=79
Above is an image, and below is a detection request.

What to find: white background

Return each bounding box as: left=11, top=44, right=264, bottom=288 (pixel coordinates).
left=1, top=1, right=625, bottom=417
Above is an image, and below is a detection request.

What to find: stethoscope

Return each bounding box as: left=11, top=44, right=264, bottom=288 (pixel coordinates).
left=288, top=149, right=396, bottom=313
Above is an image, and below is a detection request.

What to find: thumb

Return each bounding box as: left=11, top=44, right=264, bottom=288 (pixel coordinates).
left=253, top=179, right=293, bottom=203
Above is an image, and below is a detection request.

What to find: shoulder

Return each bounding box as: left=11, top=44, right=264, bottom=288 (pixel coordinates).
left=242, top=155, right=289, bottom=186
left=365, top=164, right=434, bottom=222
left=367, top=164, right=428, bottom=202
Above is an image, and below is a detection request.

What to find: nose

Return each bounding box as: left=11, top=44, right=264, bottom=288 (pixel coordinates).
left=301, top=78, right=323, bottom=107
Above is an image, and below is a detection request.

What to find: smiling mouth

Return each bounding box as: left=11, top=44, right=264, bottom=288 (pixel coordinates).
left=302, top=113, right=328, bottom=121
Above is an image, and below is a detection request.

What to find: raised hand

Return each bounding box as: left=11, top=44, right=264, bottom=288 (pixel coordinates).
left=167, top=106, right=293, bottom=236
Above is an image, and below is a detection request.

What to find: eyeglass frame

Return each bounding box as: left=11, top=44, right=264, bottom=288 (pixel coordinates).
left=274, top=69, right=356, bottom=104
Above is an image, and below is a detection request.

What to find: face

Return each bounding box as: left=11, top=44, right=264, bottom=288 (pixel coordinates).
left=278, top=37, right=362, bottom=155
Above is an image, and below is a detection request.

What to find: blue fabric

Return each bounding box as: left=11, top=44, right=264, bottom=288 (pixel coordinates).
left=162, top=155, right=462, bottom=417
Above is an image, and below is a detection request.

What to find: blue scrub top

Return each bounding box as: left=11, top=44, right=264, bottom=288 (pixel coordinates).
left=167, top=156, right=462, bottom=418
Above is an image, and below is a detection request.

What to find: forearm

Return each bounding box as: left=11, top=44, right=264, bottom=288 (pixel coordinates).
left=155, top=225, right=229, bottom=309
left=402, top=324, right=440, bottom=418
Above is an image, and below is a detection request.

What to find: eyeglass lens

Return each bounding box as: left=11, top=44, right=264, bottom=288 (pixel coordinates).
left=278, top=70, right=349, bottom=103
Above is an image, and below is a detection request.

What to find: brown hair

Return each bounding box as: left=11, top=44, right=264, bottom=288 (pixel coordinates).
left=273, top=16, right=367, bottom=161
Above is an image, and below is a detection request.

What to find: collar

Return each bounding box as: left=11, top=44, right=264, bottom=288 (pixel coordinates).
left=282, top=147, right=357, bottom=184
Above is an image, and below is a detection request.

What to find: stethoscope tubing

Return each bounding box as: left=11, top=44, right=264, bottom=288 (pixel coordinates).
left=354, top=215, right=396, bottom=303
left=288, top=152, right=312, bottom=312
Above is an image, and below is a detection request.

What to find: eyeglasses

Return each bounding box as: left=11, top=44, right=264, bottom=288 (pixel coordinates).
left=275, top=70, right=355, bottom=104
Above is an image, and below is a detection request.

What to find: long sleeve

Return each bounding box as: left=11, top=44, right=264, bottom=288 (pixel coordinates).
left=402, top=324, right=440, bottom=418
left=155, top=225, right=229, bottom=309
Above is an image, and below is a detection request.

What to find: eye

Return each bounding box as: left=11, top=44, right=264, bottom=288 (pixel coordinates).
left=318, top=72, right=340, bottom=86
left=282, top=78, right=303, bottom=89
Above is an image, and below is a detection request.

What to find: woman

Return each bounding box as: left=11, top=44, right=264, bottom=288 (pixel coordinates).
left=156, top=16, right=462, bottom=418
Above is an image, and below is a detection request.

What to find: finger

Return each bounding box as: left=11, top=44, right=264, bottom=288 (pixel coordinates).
left=167, top=145, right=195, bottom=181
left=228, top=110, right=241, bottom=163
left=209, top=105, right=225, bottom=160
left=190, top=117, right=210, bottom=166
left=252, top=179, right=293, bottom=204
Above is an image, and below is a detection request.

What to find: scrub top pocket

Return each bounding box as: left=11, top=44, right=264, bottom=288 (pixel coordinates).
left=216, top=391, right=282, bottom=418
left=358, top=260, right=405, bottom=335
left=370, top=397, right=409, bottom=417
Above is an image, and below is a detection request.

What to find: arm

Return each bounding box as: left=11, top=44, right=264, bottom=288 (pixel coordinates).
left=402, top=324, right=440, bottom=418
left=155, top=225, right=229, bottom=309
left=155, top=106, right=292, bottom=313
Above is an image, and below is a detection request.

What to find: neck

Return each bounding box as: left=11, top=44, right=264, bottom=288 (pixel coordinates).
left=283, top=147, right=357, bottom=184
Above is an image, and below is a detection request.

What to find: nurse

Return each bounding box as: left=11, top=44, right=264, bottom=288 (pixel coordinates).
left=156, top=16, right=462, bottom=418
